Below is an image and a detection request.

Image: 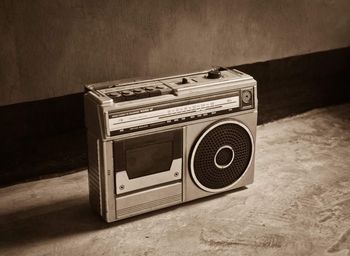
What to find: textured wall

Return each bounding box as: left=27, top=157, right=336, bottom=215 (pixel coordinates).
left=1, top=0, right=350, bottom=106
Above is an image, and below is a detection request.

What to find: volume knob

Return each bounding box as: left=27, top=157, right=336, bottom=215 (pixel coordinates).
left=207, top=69, right=221, bottom=79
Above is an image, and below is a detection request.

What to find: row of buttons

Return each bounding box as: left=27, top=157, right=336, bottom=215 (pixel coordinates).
left=108, top=85, right=170, bottom=102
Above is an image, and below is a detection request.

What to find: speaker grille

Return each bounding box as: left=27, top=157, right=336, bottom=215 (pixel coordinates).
left=190, top=121, right=253, bottom=191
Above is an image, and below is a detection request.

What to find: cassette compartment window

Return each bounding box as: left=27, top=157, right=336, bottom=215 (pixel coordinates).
left=113, top=129, right=183, bottom=179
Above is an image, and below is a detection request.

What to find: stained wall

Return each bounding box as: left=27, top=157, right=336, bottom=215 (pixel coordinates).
left=1, top=0, right=350, bottom=106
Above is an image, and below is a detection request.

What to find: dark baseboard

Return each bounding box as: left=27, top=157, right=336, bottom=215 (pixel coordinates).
left=0, top=94, right=86, bottom=186
left=1, top=47, right=349, bottom=187
left=235, top=47, right=350, bottom=124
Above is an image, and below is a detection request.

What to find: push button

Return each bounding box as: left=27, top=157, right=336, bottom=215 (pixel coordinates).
left=109, top=92, right=122, bottom=97
left=121, top=90, right=133, bottom=96
left=121, top=90, right=137, bottom=100
left=133, top=88, right=149, bottom=99
left=144, top=86, right=161, bottom=97
left=109, top=92, right=123, bottom=102
left=133, top=88, right=143, bottom=93
left=155, top=85, right=166, bottom=90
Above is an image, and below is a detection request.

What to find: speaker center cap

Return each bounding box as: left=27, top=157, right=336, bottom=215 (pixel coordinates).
left=214, top=145, right=235, bottom=169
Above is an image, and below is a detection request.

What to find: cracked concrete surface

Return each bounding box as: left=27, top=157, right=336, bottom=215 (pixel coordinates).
left=0, top=103, right=349, bottom=256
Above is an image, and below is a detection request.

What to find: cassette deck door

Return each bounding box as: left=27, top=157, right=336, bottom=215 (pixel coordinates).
left=113, top=129, right=183, bottom=195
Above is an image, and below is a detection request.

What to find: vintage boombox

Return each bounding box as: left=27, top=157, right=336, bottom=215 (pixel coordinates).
left=84, top=68, right=257, bottom=222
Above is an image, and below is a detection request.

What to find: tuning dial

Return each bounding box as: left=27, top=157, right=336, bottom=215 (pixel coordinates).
left=242, top=90, right=252, bottom=104
left=207, top=69, right=221, bottom=79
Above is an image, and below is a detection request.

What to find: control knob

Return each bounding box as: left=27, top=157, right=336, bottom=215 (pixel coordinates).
left=182, top=78, right=189, bottom=84
left=207, top=69, right=221, bottom=79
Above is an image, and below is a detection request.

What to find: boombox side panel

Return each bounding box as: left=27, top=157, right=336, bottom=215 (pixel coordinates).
left=87, top=132, right=102, bottom=215
left=84, top=94, right=105, bottom=138
left=87, top=133, right=117, bottom=222
left=100, top=140, right=117, bottom=222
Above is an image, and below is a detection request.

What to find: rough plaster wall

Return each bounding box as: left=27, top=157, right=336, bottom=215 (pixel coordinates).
left=1, top=0, right=350, bottom=106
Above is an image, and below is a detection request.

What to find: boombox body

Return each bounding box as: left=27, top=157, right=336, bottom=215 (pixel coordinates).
left=84, top=68, right=257, bottom=222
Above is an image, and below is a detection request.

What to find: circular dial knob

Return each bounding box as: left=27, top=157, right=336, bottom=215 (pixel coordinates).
left=207, top=69, right=221, bottom=79
left=182, top=78, right=189, bottom=84
left=242, top=90, right=252, bottom=104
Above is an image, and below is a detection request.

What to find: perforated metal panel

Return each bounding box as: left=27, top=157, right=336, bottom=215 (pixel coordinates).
left=190, top=121, right=253, bottom=192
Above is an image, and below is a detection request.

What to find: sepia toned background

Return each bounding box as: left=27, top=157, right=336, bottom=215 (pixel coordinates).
left=0, top=0, right=350, bottom=185
left=1, top=2, right=350, bottom=255
left=1, top=0, right=350, bottom=106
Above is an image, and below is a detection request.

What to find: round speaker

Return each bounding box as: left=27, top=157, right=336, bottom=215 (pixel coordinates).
left=190, top=120, right=254, bottom=192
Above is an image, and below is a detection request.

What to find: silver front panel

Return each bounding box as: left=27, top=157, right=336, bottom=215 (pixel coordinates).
left=116, top=182, right=182, bottom=219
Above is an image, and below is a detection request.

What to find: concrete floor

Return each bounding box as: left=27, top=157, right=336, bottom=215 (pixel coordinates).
left=0, top=103, right=349, bottom=256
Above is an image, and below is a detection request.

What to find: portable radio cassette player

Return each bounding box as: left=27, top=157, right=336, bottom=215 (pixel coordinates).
left=84, top=68, right=257, bottom=222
